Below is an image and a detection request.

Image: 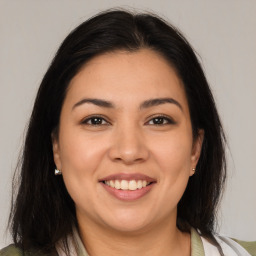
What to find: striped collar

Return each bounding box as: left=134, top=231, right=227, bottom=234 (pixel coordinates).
left=71, top=227, right=206, bottom=256
left=57, top=228, right=252, bottom=256
left=191, top=228, right=205, bottom=256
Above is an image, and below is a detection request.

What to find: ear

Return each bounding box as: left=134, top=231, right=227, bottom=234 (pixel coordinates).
left=190, top=129, right=204, bottom=176
left=51, top=132, right=62, bottom=171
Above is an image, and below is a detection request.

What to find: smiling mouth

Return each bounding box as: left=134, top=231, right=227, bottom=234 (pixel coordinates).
left=102, top=180, right=154, bottom=191
left=99, top=173, right=156, bottom=200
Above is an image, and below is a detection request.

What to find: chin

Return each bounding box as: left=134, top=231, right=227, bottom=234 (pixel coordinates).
left=101, top=208, right=153, bottom=233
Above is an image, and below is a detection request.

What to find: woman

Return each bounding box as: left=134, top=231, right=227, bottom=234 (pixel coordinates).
left=1, top=9, right=255, bottom=256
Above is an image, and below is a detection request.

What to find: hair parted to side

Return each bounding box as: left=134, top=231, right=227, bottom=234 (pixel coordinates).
left=10, top=8, right=226, bottom=254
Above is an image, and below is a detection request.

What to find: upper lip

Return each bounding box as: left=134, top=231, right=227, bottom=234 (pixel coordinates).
left=99, top=173, right=156, bottom=183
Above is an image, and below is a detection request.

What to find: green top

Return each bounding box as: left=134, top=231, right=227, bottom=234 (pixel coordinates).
left=1, top=229, right=256, bottom=256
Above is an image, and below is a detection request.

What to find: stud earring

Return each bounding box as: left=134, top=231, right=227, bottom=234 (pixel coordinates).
left=192, top=168, right=196, bottom=173
left=55, top=169, right=62, bottom=175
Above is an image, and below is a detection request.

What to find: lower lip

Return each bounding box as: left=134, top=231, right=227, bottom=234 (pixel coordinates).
left=101, top=182, right=155, bottom=201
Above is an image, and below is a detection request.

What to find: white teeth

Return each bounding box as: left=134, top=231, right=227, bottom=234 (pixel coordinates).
left=114, top=180, right=121, bottom=189
left=128, top=180, right=137, bottom=190
left=110, top=180, right=115, bottom=188
left=120, top=180, right=129, bottom=190
left=137, top=180, right=143, bottom=189
left=105, top=180, right=151, bottom=190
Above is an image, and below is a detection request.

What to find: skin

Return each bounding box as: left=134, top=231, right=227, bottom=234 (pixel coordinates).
left=52, top=49, right=204, bottom=256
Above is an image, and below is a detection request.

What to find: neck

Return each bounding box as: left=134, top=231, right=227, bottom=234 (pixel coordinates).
left=77, top=216, right=190, bottom=256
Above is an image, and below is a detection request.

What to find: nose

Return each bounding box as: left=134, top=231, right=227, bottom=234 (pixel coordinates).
left=108, top=124, right=149, bottom=165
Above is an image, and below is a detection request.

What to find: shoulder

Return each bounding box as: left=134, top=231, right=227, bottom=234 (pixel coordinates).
left=214, top=235, right=256, bottom=256
left=0, top=244, right=58, bottom=256
left=231, top=238, right=256, bottom=256
left=0, top=245, right=23, bottom=256
left=191, top=228, right=256, bottom=256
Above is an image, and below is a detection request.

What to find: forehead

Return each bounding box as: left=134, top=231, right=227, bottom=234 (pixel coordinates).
left=66, top=49, right=189, bottom=111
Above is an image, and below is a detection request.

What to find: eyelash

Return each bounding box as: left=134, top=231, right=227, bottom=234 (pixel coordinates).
left=81, top=114, right=175, bottom=126
left=81, top=115, right=110, bottom=126
left=146, top=115, right=176, bottom=125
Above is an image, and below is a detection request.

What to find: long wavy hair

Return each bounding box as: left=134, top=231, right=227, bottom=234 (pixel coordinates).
left=10, top=9, right=226, bottom=254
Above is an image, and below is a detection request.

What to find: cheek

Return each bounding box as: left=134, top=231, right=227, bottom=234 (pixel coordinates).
left=152, top=131, right=193, bottom=176
left=145, top=131, right=193, bottom=218
left=151, top=130, right=192, bottom=195
left=57, top=129, right=108, bottom=206
left=59, top=129, right=107, bottom=173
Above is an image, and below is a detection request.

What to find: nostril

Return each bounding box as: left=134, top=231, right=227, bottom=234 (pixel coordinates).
left=108, top=138, right=149, bottom=164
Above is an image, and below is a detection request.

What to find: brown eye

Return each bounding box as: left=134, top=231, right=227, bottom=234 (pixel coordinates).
left=147, top=116, right=175, bottom=125
left=82, top=116, right=109, bottom=126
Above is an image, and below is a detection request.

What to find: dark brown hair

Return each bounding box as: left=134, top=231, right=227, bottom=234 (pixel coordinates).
left=10, top=9, right=226, bottom=254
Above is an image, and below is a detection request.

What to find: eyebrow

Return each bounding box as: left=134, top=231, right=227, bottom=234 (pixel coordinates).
left=140, top=98, right=183, bottom=111
left=72, top=98, right=114, bottom=110
left=72, top=97, right=183, bottom=111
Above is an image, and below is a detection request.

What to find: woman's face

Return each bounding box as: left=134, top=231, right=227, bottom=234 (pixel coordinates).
left=53, top=49, right=203, bottom=233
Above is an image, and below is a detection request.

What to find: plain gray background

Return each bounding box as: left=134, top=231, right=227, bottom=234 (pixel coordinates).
left=0, top=0, right=255, bottom=247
